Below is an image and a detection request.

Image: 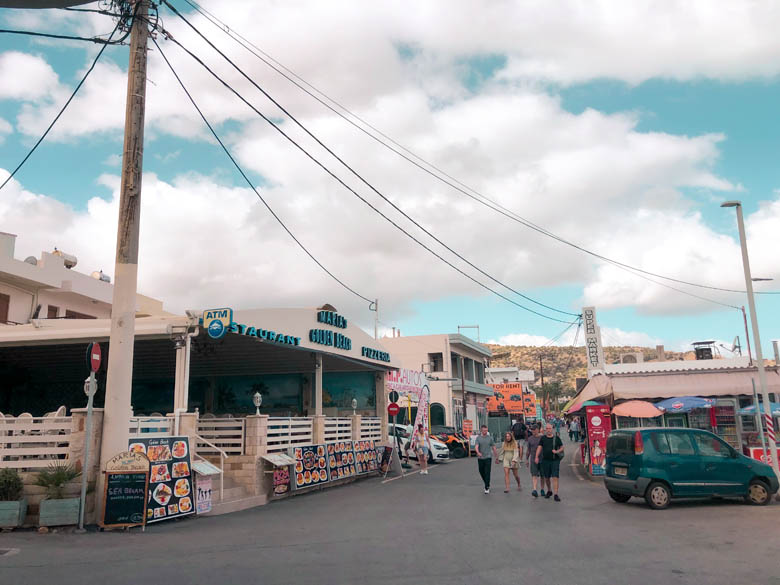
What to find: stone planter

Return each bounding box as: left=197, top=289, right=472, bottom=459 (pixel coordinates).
left=0, top=499, right=27, bottom=528
left=39, top=497, right=80, bottom=527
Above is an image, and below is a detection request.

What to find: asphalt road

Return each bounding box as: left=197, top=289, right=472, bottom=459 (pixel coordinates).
left=2, top=437, right=779, bottom=585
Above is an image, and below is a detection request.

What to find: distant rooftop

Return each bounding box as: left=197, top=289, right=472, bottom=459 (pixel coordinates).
left=605, top=356, right=753, bottom=375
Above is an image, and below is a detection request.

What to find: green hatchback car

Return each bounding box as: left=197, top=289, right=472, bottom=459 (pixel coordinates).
left=604, top=427, right=779, bottom=509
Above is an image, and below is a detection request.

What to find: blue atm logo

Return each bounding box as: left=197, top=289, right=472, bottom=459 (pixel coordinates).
left=203, top=308, right=233, bottom=340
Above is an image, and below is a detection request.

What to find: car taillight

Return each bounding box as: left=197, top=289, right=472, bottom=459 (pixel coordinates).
left=634, top=431, right=644, bottom=455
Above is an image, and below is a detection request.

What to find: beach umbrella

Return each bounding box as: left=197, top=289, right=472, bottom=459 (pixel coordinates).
left=655, top=396, right=714, bottom=413
left=612, top=400, right=664, bottom=418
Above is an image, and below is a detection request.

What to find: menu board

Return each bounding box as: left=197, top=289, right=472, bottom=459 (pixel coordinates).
left=379, top=445, right=393, bottom=474
left=129, top=436, right=194, bottom=523
left=273, top=467, right=291, bottom=496
left=327, top=441, right=356, bottom=480
left=293, top=445, right=329, bottom=489
left=353, top=440, right=378, bottom=474
left=101, top=452, right=150, bottom=529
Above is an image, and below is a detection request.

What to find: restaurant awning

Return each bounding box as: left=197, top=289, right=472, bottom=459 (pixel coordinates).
left=612, top=400, right=663, bottom=418
left=564, top=374, right=612, bottom=413
left=610, top=370, right=780, bottom=400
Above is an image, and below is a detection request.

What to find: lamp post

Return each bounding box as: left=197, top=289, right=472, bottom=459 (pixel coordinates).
left=721, top=200, right=780, bottom=483
left=351, top=398, right=358, bottom=416
left=253, top=392, right=263, bottom=416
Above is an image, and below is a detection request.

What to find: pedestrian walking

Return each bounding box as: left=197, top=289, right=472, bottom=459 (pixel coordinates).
left=412, top=424, right=431, bottom=475
left=511, top=418, right=526, bottom=446
left=570, top=418, right=580, bottom=443
left=525, top=425, right=543, bottom=497
left=496, top=431, right=523, bottom=492
left=535, top=423, right=564, bottom=502
left=567, top=419, right=574, bottom=441
left=475, top=425, right=497, bottom=494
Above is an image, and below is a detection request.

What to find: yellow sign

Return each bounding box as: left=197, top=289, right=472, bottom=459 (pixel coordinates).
left=203, top=307, right=233, bottom=339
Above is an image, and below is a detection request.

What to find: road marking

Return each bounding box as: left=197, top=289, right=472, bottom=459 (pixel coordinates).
left=381, top=467, right=432, bottom=484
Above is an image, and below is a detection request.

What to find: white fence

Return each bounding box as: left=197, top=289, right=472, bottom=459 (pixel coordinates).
left=323, top=417, right=353, bottom=443
left=266, top=417, right=313, bottom=454
left=0, top=416, right=72, bottom=470
left=129, top=416, right=173, bottom=437
left=360, top=417, right=382, bottom=441
left=197, top=418, right=245, bottom=456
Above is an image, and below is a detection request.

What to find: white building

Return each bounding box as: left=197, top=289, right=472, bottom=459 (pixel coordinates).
left=381, top=333, right=492, bottom=429
left=0, top=232, right=166, bottom=324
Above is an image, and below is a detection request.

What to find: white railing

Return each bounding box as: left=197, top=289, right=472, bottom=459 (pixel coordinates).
left=193, top=434, right=227, bottom=502
left=266, top=417, right=313, bottom=453
left=323, top=417, right=352, bottom=443
left=360, top=417, right=382, bottom=441
left=0, top=416, right=72, bottom=470
left=129, top=416, right=173, bottom=437
left=197, top=418, right=245, bottom=456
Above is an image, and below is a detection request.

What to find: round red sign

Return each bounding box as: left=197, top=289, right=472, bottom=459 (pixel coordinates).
left=387, top=402, right=400, bottom=417
left=88, top=342, right=101, bottom=372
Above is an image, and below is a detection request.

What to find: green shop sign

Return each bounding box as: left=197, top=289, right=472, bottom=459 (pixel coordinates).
left=228, top=322, right=301, bottom=346
left=309, top=328, right=352, bottom=350
left=361, top=346, right=391, bottom=362
left=317, top=310, right=347, bottom=329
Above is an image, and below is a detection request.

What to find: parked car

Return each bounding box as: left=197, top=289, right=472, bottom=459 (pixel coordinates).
left=430, top=425, right=469, bottom=458
left=388, top=424, right=450, bottom=463
left=604, top=427, right=779, bottom=510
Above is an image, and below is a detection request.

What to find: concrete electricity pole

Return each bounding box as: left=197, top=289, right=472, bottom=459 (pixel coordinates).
left=97, top=0, right=151, bottom=506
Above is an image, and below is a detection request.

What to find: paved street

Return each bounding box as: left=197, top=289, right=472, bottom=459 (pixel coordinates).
left=2, top=439, right=779, bottom=585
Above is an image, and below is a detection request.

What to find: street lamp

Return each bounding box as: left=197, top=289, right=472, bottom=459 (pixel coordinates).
left=253, top=392, right=263, bottom=416
left=721, top=200, right=780, bottom=484
left=351, top=398, right=358, bottom=415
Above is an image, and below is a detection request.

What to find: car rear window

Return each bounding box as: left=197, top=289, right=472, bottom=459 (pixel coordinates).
left=607, top=433, right=633, bottom=455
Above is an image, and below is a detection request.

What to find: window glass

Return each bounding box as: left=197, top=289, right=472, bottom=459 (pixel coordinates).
left=650, top=432, right=671, bottom=454
left=607, top=434, right=633, bottom=455
left=693, top=433, right=730, bottom=458
left=666, top=432, right=695, bottom=455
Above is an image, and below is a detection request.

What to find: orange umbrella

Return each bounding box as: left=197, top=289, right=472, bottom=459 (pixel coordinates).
left=612, top=400, right=663, bottom=418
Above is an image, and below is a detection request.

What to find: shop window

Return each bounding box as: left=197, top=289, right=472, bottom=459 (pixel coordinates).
left=322, top=371, right=376, bottom=412
left=47, top=305, right=59, bottom=319
left=428, top=352, right=444, bottom=372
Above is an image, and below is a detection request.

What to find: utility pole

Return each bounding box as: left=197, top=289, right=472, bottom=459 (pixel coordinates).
left=97, top=0, right=150, bottom=510
left=741, top=306, right=753, bottom=364
left=539, top=354, right=545, bottom=387
left=373, top=299, right=379, bottom=340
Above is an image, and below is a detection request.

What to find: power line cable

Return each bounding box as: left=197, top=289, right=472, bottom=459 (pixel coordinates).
left=150, top=35, right=373, bottom=305
left=175, top=0, right=779, bottom=298
left=0, top=28, right=126, bottom=44
left=152, top=27, right=574, bottom=324
left=162, top=1, right=579, bottom=319
left=0, top=20, right=123, bottom=193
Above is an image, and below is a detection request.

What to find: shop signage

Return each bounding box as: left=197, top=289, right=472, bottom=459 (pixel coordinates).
left=309, top=328, right=352, bottom=350
left=354, top=440, right=378, bottom=474
left=386, top=369, right=425, bottom=397
left=327, top=441, right=356, bottom=480
left=128, top=436, right=194, bottom=523
left=100, top=451, right=149, bottom=529
left=272, top=467, right=290, bottom=496
left=231, top=322, right=301, bottom=346
left=293, top=445, right=330, bottom=489
left=411, top=385, right=430, bottom=443
left=196, top=476, right=212, bottom=514
left=582, top=306, right=605, bottom=378
left=203, top=307, right=233, bottom=339
left=586, top=405, right=611, bottom=476
left=362, top=346, right=390, bottom=362
left=317, top=310, right=347, bottom=329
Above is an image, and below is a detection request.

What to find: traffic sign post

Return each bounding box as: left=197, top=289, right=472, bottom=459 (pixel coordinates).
left=387, top=403, right=400, bottom=417
left=77, top=342, right=100, bottom=532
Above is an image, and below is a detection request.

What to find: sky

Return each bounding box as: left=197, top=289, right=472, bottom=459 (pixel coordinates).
left=1, top=1, right=779, bottom=355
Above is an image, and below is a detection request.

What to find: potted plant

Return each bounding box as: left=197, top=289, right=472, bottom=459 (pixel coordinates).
left=0, top=469, right=27, bottom=528
left=35, top=462, right=81, bottom=527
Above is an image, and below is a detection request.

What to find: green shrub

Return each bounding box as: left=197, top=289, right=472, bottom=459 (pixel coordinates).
left=0, top=468, right=24, bottom=501
left=35, top=462, right=81, bottom=500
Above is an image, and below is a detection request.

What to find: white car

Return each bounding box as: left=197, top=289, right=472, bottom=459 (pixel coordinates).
left=388, top=424, right=450, bottom=463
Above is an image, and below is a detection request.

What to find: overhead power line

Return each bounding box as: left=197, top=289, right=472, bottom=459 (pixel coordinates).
left=162, top=1, right=579, bottom=319
left=0, top=20, right=123, bottom=193
left=150, top=35, right=374, bottom=305
left=176, top=0, right=779, bottom=299
left=152, top=25, right=574, bottom=324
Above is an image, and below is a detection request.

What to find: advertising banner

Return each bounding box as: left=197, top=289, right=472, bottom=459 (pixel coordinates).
left=353, top=440, right=378, bottom=474
left=327, top=441, right=356, bottom=480
left=586, top=405, right=611, bottom=476
left=128, top=436, right=194, bottom=522
left=410, top=385, right=430, bottom=447
left=386, top=369, right=427, bottom=400
left=196, top=476, right=212, bottom=514
left=293, top=445, right=330, bottom=488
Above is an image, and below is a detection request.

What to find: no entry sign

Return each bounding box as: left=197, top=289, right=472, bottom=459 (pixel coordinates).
left=387, top=403, right=400, bottom=417
left=87, top=342, right=101, bottom=372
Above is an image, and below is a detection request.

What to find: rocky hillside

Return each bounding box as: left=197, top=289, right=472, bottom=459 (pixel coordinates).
left=487, top=344, right=691, bottom=394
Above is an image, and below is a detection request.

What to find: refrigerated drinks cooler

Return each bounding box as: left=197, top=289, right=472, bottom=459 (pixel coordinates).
left=687, top=398, right=741, bottom=449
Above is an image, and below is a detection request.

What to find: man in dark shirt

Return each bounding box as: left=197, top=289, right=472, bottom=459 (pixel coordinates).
left=535, top=423, right=564, bottom=501
left=525, top=425, right=543, bottom=497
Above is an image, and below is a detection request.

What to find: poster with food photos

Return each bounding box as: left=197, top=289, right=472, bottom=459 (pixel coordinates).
left=293, top=445, right=330, bottom=489
left=352, top=440, right=378, bottom=474
left=326, top=441, right=356, bottom=480
left=129, top=436, right=194, bottom=523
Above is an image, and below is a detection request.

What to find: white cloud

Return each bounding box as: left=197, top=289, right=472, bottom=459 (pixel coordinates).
left=0, top=52, right=59, bottom=101
left=102, top=153, right=122, bottom=167
left=0, top=117, right=12, bottom=144
left=489, top=326, right=661, bottom=347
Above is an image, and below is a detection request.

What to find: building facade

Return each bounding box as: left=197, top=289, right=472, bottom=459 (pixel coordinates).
left=381, top=333, right=492, bottom=429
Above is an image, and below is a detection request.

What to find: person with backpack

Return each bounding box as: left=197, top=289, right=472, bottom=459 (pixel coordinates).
left=535, top=423, right=564, bottom=502
left=511, top=419, right=526, bottom=445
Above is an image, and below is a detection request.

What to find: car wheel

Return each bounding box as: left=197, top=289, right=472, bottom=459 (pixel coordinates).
left=608, top=490, right=631, bottom=503
left=645, top=481, right=671, bottom=510
left=745, top=479, right=771, bottom=506
left=452, top=446, right=467, bottom=459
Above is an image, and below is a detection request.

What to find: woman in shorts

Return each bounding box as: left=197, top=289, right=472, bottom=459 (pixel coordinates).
left=413, top=424, right=431, bottom=475
left=496, top=431, right=523, bottom=492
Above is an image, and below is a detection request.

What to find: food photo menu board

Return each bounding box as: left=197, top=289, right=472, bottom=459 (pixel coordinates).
left=293, top=445, right=330, bottom=489
left=129, top=436, right=194, bottom=523
left=327, top=441, right=356, bottom=480
left=353, top=440, right=378, bottom=474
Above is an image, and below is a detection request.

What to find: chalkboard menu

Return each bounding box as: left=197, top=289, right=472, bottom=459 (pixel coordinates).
left=101, top=451, right=149, bottom=529
left=293, top=445, right=329, bottom=489
left=353, top=440, right=378, bottom=474
left=326, top=441, right=356, bottom=480
left=129, top=436, right=194, bottom=523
